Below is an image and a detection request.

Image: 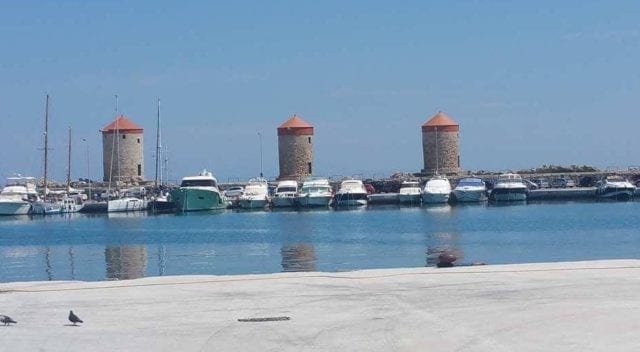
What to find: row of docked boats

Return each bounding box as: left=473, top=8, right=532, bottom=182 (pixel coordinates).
left=0, top=176, right=84, bottom=215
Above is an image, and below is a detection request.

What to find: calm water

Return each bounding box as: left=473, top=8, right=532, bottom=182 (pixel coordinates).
left=1, top=201, right=639, bottom=282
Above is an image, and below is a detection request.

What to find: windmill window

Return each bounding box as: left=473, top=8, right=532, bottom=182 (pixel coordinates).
left=122, top=135, right=126, bottom=139
left=137, top=164, right=142, bottom=176
left=308, top=137, right=311, bottom=144
left=137, top=138, right=140, bottom=143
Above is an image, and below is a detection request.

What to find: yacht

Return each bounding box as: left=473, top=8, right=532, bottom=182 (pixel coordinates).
left=489, top=173, right=528, bottom=201
left=422, top=176, right=451, bottom=204
left=334, top=179, right=368, bottom=207
left=238, top=178, right=270, bottom=209
left=398, top=181, right=422, bottom=205
left=596, top=175, right=636, bottom=200
left=170, top=169, right=227, bottom=212
left=0, top=176, right=37, bottom=215
left=295, top=178, right=333, bottom=207
left=271, top=180, right=298, bottom=208
left=452, top=177, right=487, bottom=202
left=58, top=195, right=84, bottom=213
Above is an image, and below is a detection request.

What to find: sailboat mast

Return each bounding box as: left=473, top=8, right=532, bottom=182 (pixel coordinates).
left=43, top=94, right=50, bottom=202
left=154, top=98, right=161, bottom=189
left=435, top=126, right=439, bottom=175
left=67, top=126, right=72, bottom=192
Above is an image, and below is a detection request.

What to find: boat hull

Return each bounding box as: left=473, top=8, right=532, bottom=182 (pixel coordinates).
left=171, top=188, right=226, bottom=212
left=108, top=198, right=147, bottom=212
left=452, top=189, right=487, bottom=202
left=398, top=193, right=422, bottom=204
left=296, top=194, right=333, bottom=207
left=490, top=188, right=528, bottom=202
left=335, top=193, right=368, bottom=207
left=0, top=201, right=31, bottom=215
left=597, top=187, right=635, bottom=201
left=31, top=201, right=63, bottom=215
left=422, top=192, right=450, bottom=204
left=271, top=196, right=296, bottom=208
left=238, top=198, right=269, bottom=209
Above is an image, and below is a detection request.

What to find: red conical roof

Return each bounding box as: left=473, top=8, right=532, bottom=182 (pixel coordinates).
left=101, top=115, right=144, bottom=133
left=422, top=111, right=459, bottom=132
left=278, top=114, right=314, bottom=136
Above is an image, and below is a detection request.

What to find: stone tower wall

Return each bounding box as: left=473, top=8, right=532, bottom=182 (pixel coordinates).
left=278, top=134, right=313, bottom=180
left=102, top=132, right=144, bottom=182
left=422, top=131, right=460, bottom=174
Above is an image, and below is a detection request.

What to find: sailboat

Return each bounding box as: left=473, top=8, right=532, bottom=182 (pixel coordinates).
left=148, top=98, right=175, bottom=213
left=107, top=95, right=146, bottom=213
left=32, top=94, right=63, bottom=215
left=58, top=127, right=83, bottom=213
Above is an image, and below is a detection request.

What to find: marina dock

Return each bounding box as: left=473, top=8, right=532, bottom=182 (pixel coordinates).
left=1, top=260, right=639, bottom=351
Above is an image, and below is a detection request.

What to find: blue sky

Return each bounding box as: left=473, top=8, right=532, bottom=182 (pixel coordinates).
left=1, top=1, right=639, bottom=183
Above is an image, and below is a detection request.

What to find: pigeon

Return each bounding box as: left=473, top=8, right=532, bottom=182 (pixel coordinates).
left=0, top=315, right=17, bottom=326
left=68, top=310, right=83, bottom=326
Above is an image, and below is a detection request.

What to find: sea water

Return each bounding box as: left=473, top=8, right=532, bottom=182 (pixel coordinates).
left=1, top=201, right=639, bottom=282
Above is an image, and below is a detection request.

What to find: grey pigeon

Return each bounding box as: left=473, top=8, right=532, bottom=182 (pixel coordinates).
left=68, top=310, right=83, bottom=326
left=1, top=315, right=17, bottom=326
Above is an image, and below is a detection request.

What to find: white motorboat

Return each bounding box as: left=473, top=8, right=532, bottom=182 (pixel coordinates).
left=0, top=176, right=37, bottom=215
left=170, top=169, right=227, bottom=211
left=596, top=176, right=636, bottom=200
left=295, top=178, right=333, bottom=207
left=422, top=176, right=451, bottom=204
left=107, top=197, right=146, bottom=212
left=489, top=173, right=528, bottom=201
left=238, top=178, right=270, bottom=209
left=452, top=177, right=487, bottom=202
left=334, top=179, right=368, bottom=207
left=271, top=180, right=298, bottom=208
left=398, top=181, right=422, bottom=205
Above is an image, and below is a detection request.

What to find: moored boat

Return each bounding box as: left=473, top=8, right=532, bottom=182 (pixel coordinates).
left=398, top=181, right=422, bottom=205
left=295, top=178, right=333, bottom=207
left=170, top=170, right=226, bottom=212
left=238, top=178, right=270, bottom=209
left=452, top=177, right=487, bottom=203
left=271, top=180, right=298, bottom=208
left=489, top=173, right=528, bottom=202
left=422, top=176, right=451, bottom=204
left=0, top=176, right=36, bottom=216
left=334, top=179, right=368, bottom=207
left=596, top=175, right=636, bottom=200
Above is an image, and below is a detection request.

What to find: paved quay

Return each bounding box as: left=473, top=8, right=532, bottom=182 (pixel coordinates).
left=1, top=260, right=640, bottom=351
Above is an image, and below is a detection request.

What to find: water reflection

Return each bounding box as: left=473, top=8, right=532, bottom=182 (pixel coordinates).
left=105, top=246, right=147, bottom=280
left=425, top=232, right=463, bottom=267
left=281, top=243, right=316, bottom=272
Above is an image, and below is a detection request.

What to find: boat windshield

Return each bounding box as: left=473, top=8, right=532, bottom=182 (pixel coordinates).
left=301, top=186, right=331, bottom=194
left=458, top=178, right=484, bottom=187
left=181, top=179, right=217, bottom=187
left=400, top=182, right=420, bottom=188
left=276, top=186, right=297, bottom=193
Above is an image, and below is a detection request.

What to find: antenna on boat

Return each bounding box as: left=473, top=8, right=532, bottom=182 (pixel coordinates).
left=83, top=138, right=91, bottom=200
left=258, top=131, right=263, bottom=178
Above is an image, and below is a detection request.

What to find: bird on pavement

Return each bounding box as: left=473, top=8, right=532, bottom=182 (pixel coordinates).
left=68, top=310, right=83, bottom=326
left=1, top=315, right=17, bottom=326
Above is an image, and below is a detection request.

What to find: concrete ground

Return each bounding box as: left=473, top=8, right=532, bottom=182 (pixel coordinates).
left=1, top=260, right=640, bottom=352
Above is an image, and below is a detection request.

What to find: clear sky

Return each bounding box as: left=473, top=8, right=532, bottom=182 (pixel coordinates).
left=1, top=1, right=639, bottom=183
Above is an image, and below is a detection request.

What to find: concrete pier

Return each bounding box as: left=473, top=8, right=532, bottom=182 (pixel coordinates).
left=528, top=187, right=598, bottom=200
left=2, top=260, right=640, bottom=351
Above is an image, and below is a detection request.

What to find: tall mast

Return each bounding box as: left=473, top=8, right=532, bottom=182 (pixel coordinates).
left=43, top=94, right=50, bottom=202
left=154, top=98, right=161, bottom=189
left=258, top=132, right=263, bottom=178
left=66, top=126, right=72, bottom=192
left=115, top=94, right=120, bottom=186
left=435, top=126, right=439, bottom=175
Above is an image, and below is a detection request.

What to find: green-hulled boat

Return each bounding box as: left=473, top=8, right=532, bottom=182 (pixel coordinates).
left=170, top=169, right=227, bottom=212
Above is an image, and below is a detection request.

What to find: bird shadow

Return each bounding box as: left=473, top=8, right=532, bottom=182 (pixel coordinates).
left=64, top=324, right=81, bottom=327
